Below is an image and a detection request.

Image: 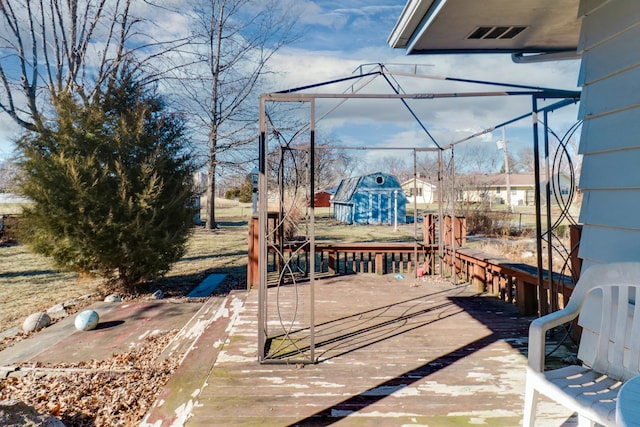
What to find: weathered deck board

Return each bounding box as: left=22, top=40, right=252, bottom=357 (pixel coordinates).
left=146, top=275, right=578, bottom=426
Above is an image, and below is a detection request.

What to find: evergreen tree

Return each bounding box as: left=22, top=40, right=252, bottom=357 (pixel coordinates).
left=16, top=68, right=197, bottom=292
left=238, top=175, right=254, bottom=203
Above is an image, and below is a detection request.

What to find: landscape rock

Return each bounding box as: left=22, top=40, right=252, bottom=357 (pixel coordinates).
left=0, top=400, right=66, bottom=426
left=104, top=294, right=122, bottom=303
left=22, top=313, right=51, bottom=333
left=46, top=304, right=68, bottom=320
left=74, top=310, right=99, bottom=331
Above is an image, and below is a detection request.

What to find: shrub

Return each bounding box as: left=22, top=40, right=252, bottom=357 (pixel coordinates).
left=15, top=68, right=197, bottom=292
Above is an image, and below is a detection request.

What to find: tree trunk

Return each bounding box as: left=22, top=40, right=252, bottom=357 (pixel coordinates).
left=206, top=141, right=218, bottom=229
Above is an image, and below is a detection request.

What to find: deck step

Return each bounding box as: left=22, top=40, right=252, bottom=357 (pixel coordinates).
left=142, top=290, right=247, bottom=427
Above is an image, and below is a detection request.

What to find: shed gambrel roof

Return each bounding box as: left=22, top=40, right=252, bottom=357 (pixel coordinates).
left=332, top=176, right=362, bottom=203
left=333, top=173, right=406, bottom=204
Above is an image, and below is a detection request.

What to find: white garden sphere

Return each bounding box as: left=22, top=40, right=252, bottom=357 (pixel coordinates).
left=74, top=309, right=99, bottom=331
left=22, top=312, right=51, bottom=332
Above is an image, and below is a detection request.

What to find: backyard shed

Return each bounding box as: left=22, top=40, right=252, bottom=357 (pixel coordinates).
left=332, top=172, right=407, bottom=225
left=312, top=190, right=332, bottom=208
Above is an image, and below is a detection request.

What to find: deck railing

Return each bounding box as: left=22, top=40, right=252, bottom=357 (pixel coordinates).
left=247, top=217, right=578, bottom=316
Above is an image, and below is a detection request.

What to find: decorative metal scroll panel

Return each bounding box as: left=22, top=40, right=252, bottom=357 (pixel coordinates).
left=538, top=116, right=582, bottom=313
left=258, top=101, right=316, bottom=364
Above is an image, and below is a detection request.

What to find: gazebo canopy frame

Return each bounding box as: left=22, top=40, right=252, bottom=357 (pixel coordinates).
left=257, top=65, right=581, bottom=364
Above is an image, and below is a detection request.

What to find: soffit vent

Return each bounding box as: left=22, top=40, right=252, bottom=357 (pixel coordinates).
left=467, top=26, right=527, bottom=40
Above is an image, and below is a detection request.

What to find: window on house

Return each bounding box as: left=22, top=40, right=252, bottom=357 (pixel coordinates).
left=496, top=187, right=501, bottom=193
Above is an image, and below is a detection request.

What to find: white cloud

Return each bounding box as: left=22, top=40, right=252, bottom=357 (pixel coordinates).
left=0, top=0, right=582, bottom=169
left=265, top=47, right=581, bottom=153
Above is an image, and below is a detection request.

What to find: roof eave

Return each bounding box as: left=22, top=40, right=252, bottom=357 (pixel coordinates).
left=387, top=0, right=438, bottom=49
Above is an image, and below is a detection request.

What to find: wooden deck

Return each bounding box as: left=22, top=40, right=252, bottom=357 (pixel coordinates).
left=143, top=275, right=579, bottom=426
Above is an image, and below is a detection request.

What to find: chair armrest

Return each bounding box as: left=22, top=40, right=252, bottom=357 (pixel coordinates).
left=528, top=305, right=581, bottom=372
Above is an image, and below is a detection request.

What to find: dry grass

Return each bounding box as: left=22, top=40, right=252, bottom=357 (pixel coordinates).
left=0, top=210, right=424, bottom=333
left=0, top=218, right=250, bottom=333
left=0, top=244, right=104, bottom=332
left=1, top=207, right=557, bottom=334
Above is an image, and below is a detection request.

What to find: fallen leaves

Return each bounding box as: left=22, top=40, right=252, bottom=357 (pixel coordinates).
left=0, top=330, right=180, bottom=426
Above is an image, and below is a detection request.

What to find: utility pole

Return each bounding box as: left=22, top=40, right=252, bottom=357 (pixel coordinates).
left=497, top=127, right=512, bottom=211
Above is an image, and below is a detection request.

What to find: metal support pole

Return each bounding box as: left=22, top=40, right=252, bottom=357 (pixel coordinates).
left=532, top=96, right=547, bottom=317
left=413, top=149, right=418, bottom=274
left=544, top=109, right=555, bottom=313
left=309, top=100, right=316, bottom=362
left=438, top=150, right=444, bottom=276
left=258, top=96, right=268, bottom=362
left=450, top=146, right=456, bottom=284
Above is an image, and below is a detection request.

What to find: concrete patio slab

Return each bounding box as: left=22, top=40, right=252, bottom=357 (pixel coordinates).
left=0, top=299, right=206, bottom=366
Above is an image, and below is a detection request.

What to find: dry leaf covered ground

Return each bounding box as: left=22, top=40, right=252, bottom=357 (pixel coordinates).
left=1, top=331, right=179, bottom=426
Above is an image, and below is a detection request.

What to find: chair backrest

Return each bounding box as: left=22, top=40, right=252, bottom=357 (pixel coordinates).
left=574, top=263, right=640, bottom=381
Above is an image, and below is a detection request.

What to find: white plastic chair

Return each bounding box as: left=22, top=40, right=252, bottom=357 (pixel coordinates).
left=523, top=262, right=640, bottom=427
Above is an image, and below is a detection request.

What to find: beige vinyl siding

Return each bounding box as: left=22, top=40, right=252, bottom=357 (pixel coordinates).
left=577, top=0, right=640, bottom=266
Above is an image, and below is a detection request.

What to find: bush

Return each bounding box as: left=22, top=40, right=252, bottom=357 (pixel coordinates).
left=457, top=202, right=517, bottom=236
left=238, top=176, right=254, bottom=203
left=15, top=68, right=197, bottom=292
left=0, top=215, right=20, bottom=244
left=225, top=188, right=240, bottom=200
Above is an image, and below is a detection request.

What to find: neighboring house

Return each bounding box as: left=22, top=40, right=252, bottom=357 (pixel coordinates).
left=332, top=172, right=407, bottom=225
left=389, top=0, right=638, bottom=270
left=0, top=193, right=31, bottom=205
left=401, top=177, right=437, bottom=204
left=458, top=173, right=573, bottom=207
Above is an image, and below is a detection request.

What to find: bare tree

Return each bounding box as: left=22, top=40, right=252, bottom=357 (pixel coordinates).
left=513, top=148, right=535, bottom=172
left=378, top=156, right=413, bottom=183
left=313, top=136, right=353, bottom=190
left=177, top=0, right=300, bottom=229
left=0, top=157, right=19, bottom=191
left=0, top=0, right=190, bottom=133
left=264, top=133, right=352, bottom=195
left=416, top=152, right=440, bottom=184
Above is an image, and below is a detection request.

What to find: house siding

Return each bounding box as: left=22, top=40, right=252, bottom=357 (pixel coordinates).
left=402, top=178, right=437, bottom=204
left=577, top=0, right=640, bottom=266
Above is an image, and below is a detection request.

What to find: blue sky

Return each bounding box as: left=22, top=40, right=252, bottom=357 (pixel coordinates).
left=0, top=0, right=582, bottom=172
left=262, top=0, right=582, bottom=173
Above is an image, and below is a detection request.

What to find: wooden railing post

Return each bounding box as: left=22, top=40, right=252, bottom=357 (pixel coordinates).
left=424, top=214, right=436, bottom=245
left=375, top=253, right=383, bottom=275
left=328, top=251, right=336, bottom=274
left=247, top=216, right=259, bottom=289
left=516, top=278, right=538, bottom=315
left=472, top=263, right=485, bottom=292
left=455, top=216, right=467, bottom=247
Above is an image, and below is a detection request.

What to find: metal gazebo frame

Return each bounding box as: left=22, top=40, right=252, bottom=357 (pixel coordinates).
left=257, top=66, right=581, bottom=364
